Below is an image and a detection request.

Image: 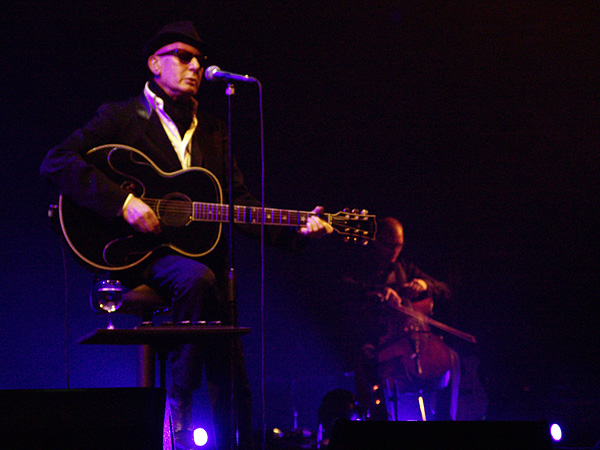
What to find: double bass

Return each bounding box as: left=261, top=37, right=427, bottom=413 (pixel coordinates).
left=376, top=287, right=457, bottom=392
left=371, top=282, right=476, bottom=420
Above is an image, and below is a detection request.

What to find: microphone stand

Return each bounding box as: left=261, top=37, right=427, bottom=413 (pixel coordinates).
left=226, top=82, right=238, bottom=450
left=220, top=75, right=263, bottom=450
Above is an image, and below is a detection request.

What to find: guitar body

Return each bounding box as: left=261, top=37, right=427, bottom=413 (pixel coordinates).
left=59, top=145, right=223, bottom=271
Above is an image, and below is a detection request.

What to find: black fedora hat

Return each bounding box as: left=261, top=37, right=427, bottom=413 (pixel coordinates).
left=142, top=21, right=212, bottom=58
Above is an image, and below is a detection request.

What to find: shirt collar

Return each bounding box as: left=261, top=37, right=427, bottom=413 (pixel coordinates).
left=143, top=81, right=198, bottom=115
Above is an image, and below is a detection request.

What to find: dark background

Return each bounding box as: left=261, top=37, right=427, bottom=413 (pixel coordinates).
left=1, top=1, right=599, bottom=447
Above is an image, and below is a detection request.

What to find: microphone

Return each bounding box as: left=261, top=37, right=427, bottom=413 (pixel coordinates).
left=204, top=65, right=258, bottom=83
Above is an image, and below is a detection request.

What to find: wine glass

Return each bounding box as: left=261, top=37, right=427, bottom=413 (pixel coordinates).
left=90, top=279, right=123, bottom=329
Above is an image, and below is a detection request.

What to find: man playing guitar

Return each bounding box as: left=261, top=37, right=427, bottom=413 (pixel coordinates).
left=41, top=21, right=336, bottom=450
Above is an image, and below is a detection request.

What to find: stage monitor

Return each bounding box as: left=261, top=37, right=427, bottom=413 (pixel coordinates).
left=328, top=420, right=553, bottom=450
left=0, top=388, right=167, bottom=450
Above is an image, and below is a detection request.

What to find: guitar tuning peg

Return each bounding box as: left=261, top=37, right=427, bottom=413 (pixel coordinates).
left=352, top=209, right=360, bottom=214
left=343, top=236, right=350, bottom=243
left=361, top=239, right=369, bottom=246
left=361, top=209, right=368, bottom=215
left=343, top=208, right=350, bottom=212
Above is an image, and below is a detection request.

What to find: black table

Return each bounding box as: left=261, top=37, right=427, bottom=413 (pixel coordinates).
left=78, top=325, right=251, bottom=387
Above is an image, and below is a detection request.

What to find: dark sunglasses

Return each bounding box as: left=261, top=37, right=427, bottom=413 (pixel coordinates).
left=156, top=49, right=208, bottom=67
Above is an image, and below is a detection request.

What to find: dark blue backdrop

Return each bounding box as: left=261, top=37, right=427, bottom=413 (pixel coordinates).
left=2, top=1, right=599, bottom=446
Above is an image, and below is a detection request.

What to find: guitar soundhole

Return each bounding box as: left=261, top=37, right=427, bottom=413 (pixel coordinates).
left=156, top=193, right=192, bottom=227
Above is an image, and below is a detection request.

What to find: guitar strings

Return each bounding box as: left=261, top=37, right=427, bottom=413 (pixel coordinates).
left=143, top=198, right=316, bottom=223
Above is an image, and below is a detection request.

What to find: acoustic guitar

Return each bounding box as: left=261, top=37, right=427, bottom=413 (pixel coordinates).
left=57, top=144, right=377, bottom=271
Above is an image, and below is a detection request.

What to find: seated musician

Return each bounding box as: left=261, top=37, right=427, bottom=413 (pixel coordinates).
left=40, top=21, right=333, bottom=450
left=338, top=217, right=459, bottom=421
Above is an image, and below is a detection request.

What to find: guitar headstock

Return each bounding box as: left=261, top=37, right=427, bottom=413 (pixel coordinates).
left=329, top=209, right=377, bottom=245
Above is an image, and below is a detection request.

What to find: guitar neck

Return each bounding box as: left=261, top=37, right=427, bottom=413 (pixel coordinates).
left=143, top=198, right=375, bottom=242
left=146, top=198, right=317, bottom=227
left=194, top=203, right=316, bottom=226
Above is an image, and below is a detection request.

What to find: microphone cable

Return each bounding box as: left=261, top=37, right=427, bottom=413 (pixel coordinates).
left=257, top=79, right=268, bottom=450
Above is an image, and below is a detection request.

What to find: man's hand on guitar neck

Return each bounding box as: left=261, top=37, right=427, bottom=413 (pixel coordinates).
left=122, top=195, right=162, bottom=234
left=299, top=206, right=334, bottom=238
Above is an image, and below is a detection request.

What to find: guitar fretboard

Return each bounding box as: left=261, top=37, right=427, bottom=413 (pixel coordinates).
left=145, top=198, right=316, bottom=226
left=193, top=203, right=313, bottom=226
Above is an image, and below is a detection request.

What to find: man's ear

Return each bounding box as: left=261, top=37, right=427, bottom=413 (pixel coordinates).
left=148, top=55, right=161, bottom=76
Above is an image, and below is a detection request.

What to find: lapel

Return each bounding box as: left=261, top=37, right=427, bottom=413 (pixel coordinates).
left=134, top=94, right=184, bottom=172
left=191, top=115, right=223, bottom=181
left=132, top=94, right=224, bottom=181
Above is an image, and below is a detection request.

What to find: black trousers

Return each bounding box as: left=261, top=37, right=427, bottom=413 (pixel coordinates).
left=142, top=253, right=253, bottom=449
